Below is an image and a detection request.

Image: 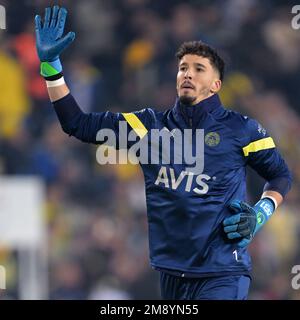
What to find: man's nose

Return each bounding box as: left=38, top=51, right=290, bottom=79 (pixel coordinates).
left=184, top=70, right=192, bottom=79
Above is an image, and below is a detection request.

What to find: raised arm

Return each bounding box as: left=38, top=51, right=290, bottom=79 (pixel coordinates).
left=34, top=6, right=151, bottom=146
left=35, top=6, right=74, bottom=102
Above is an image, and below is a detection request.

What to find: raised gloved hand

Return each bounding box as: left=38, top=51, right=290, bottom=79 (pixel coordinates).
left=223, top=198, right=275, bottom=248
left=35, top=5, right=75, bottom=78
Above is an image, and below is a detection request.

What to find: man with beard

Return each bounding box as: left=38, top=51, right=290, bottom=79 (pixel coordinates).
left=35, top=6, right=292, bottom=299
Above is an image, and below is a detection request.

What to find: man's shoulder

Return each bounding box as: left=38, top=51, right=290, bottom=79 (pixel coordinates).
left=123, top=107, right=166, bottom=131
left=132, top=106, right=169, bottom=122
left=213, top=107, right=253, bottom=133
left=131, top=106, right=163, bottom=116
left=216, top=107, right=270, bottom=145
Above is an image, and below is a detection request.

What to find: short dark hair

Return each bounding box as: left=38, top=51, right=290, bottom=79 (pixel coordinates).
left=175, top=41, right=225, bottom=81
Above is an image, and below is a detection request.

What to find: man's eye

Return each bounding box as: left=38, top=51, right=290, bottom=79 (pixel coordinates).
left=180, top=67, right=186, bottom=71
left=197, top=68, right=203, bottom=72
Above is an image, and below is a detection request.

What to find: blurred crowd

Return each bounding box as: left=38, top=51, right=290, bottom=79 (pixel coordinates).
left=0, top=0, right=300, bottom=299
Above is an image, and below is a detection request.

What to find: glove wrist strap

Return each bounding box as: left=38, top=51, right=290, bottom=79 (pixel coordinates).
left=262, top=196, right=278, bottom=210
left=40, top=58, right=63, bottom=78
left=254, top=198, right=275, bottom=233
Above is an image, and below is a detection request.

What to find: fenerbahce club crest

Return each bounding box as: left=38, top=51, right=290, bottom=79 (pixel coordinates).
left=205, top=132, right=220, bottom=147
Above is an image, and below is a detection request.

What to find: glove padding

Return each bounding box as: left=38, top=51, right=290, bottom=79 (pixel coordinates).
left=35, top=5, right=75, bottom=62
left=223, top=200, right=257, bottom=248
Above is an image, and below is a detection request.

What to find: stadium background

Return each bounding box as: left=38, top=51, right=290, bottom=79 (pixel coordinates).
left=0, top=0, right=299, bottom=299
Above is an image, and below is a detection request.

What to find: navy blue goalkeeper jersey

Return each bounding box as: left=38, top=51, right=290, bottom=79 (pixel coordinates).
left=54, top=93, right=292, bottom=277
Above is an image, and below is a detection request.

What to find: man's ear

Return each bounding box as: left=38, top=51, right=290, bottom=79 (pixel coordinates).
left=211, top=79, right=222, bottom=93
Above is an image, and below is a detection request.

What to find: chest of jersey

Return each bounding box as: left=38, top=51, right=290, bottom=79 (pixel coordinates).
left=140, top=116, right=245, bottom=196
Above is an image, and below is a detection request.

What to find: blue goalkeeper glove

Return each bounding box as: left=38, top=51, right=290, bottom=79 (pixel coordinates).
left=223, top=198, right=275, bottom=248
left=35, top=5, right=75, bottom=78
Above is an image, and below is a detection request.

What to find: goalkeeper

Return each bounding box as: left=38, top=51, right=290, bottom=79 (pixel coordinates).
left=35, top=6, right=292, bottom=300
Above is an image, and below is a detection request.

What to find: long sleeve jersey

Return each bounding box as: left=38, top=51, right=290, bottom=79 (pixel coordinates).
left=53, top=93, right=292, bottom=277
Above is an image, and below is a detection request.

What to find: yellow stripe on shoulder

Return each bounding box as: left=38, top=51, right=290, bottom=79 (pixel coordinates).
left=122, top=113, right=148, bottom=139
left=243, top=137, right=275, bottom=157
